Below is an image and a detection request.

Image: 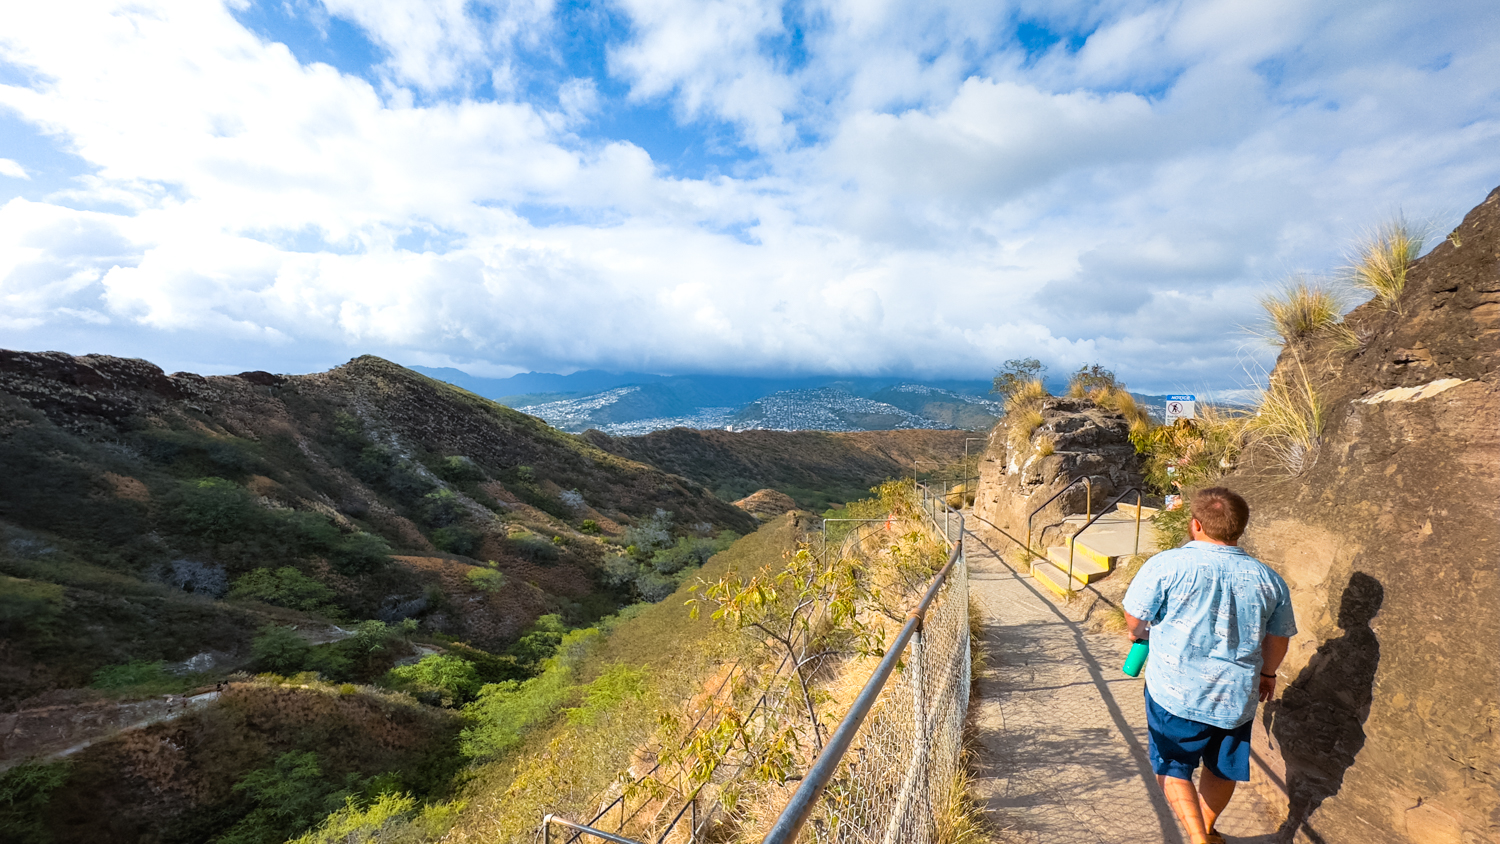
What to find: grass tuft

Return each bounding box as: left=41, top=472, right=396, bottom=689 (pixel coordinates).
left=1347, top=218, right=1423, bottom=312
left=1248, top=361, right=1325, bottom=475
left=1258, top=279, right=1344, bottom=345
left=1007, top=408, right=1044, bottom=454
left=1089, top=386, right=1153, bottom=435
left=1003, top=379, right=1049, bottom=416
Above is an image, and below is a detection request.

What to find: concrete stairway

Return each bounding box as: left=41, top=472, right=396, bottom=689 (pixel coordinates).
left=1031, top=504, right=1160, bottom=595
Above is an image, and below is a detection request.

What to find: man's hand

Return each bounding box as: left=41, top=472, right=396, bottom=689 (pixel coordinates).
left=1259, top=634, right=1290, bottom=701
left=1258, top=674, right=1277, bottom=701
left=1124, top=610, right=1149, bottom=640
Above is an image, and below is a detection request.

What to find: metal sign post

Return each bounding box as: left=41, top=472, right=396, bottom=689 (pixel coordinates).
left=1164, top=394, right=1197, bottom=424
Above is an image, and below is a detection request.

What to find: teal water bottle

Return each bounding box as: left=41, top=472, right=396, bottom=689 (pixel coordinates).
left=1123, top=638, right=1149, bottom=677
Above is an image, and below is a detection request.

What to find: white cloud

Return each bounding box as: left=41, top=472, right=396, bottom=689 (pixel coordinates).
left=0, top=0, right=1497, bottom=391
left=0, top=159, right=29, bottom=179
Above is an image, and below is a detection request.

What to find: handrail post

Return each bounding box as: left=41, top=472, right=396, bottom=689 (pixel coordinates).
left=545, top=815, right=552, bottom=844
left=1086, top=477, right=1092, bottom=524
left=1134, top=491, right=1143, bottom=556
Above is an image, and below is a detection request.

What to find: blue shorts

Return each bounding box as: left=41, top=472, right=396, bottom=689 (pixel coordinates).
left=1144, top=686, right=1252, bottom=782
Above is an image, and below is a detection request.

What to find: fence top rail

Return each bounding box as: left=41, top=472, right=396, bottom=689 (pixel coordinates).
left=758, top=488, right=964, bottom=844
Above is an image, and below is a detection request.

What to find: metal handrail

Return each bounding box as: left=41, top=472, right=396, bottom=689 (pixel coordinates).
left=965, top=510, right=1043, bottom=560
left=1025, top=476, right=1092, bottom=559
left=1062, top=487, right=1146, bottom=590
left=759, top=495, right=964, bottom=844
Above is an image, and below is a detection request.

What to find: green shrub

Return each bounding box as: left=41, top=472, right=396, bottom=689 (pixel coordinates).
left=419, top=489, right=463, bottom=528
left=218, top=751, right=361, bottom=844
left=0, top=761, right=70, bottom=843
left=163, top=478, right=264, bottom=543
left=564, top=663, right=648, bottom=727
left=136, top=430, right=260, bottom=479
left=622, top=509, right=674, bottom=557
left=579, top=519, right=600, bottom=534
left=649, top=533, right=736, bottom=575
left=633, top=571, right=677, bottom=603
left=460, top=627, right=602, bottom=759
left=89, top=660, right=193, bottom=695
left=385, top=654, right=481, bottom=707
left=464, top=567, right=505, bottom=592
left=432, top=526, right=482, bottom=557
left=0, top=576, right=65, bottom=641
left=290, top=792, right=460, bottom=844
left=434, top=456, right=484, bottom=485
left=252, top=625, right=312, bottom=674
left=327, top=532, right=390, bottom=575
left=230, top=568, right=337, bottom=614
left=507, top=614, right=568, bottom=667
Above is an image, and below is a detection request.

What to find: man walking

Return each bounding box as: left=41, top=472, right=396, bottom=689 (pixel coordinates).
left=1123, top=487, right=1296, bottom=844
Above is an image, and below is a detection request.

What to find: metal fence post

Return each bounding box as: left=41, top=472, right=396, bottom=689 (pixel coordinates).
left=879, top=627, right=931, bottom=844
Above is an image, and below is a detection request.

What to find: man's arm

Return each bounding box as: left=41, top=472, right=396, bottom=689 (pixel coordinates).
left=1124, top=611, right=1149, bottom=640
left=1258, top=634, right=1290, bottom=701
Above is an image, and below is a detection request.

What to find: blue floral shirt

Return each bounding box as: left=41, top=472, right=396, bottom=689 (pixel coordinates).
left=1123, top=541, right=1297, bottom=728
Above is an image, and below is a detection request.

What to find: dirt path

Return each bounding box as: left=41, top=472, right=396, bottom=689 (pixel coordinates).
left=1, top=690, right=222, bottom=772
left=964, top=523, right=1283, bottom=843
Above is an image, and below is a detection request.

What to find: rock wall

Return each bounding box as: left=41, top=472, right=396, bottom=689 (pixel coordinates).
left=1223, top=187, right=1499, bottom=843
left=973, top=396, right=1145, bottom=549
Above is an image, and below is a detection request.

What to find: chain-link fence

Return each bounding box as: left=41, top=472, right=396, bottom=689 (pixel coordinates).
left=545, top=485, right=969, bottom=844
left=757, top=485, right=968, bottom=844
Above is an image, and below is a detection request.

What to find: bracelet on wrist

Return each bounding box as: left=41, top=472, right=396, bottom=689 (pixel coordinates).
left=1260, top=672, right=1277, bottom=678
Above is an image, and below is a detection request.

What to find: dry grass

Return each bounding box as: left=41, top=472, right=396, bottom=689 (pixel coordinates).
left=1347, top=218, right=1424, bottom=313
left=1088, top=386, right=1152, bottom=436
left=1034, top=435, right=1055, bottom=457
left=1003, top=379, right=1049, bottom=415
left=1248, top=361, right=1325, bottom=475
left=1258, top=279, right=1344, bottom=345
left=1006, top=408, right=1044, bottom=454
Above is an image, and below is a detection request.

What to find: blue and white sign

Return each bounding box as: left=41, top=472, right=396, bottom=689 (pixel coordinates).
left=1165, top=394, right=1196, bottom=424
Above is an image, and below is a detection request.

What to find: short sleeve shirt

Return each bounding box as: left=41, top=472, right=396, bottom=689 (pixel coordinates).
left=1123, top=541, right=1297, bottom=728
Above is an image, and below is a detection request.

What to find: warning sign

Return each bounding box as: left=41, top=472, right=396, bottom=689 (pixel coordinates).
left=1165, top=394, right=1196, bottom=424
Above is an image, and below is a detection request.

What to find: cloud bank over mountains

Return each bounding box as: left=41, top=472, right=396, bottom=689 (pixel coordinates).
left=1, top=0, right=1496, bottom=390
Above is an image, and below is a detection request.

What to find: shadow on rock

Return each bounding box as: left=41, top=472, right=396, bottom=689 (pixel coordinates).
left=1264, top=571, right=1384, bottom=843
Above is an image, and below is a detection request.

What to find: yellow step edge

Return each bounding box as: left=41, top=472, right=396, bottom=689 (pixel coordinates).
left=1030, top=559, right=1095, bottom=595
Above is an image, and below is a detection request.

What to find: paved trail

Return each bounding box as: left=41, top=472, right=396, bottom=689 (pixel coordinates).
left=964, top=524, right=1282, bottom=844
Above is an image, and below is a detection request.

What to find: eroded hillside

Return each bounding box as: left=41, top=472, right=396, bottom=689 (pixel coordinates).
left=0, top=351, right=754, bottom=706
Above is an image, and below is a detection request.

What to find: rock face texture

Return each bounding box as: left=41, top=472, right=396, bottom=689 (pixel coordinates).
left=1223, top=187, right=1499, bottom=843
left=733, top=488, right=799, bottom=521
left=973, top=397, right=1145, bottom=549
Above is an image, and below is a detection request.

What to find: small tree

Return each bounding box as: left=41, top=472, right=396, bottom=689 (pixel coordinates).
left=1067, top=363, right=1119, bottom=396
left=689, top=547, right=877, bottom=756
left=991, top=358, right=1046, bottom=399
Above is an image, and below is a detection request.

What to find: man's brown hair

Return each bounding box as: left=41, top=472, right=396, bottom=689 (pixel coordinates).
left=1191, top=487, right=1250, bottom=543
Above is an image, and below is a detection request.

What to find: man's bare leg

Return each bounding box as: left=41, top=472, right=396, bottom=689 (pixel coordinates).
left=1198, top=767, right=1237, bottom=835
left=1158, top=774, right=1211, bottom=843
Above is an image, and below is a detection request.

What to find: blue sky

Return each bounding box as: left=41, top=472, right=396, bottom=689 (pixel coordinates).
left=1, top=0, right=1497, bottom=392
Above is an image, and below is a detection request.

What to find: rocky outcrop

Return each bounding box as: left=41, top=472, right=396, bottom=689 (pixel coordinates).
left=973, top=397, right=1145, bottom=549
left=733, top=489, right=799, bottom=521
left=1223, top=187, right=1499, bottom=843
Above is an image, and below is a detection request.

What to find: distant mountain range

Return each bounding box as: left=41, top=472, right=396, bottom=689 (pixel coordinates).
left=409, top=367, right=1204, bottom=434
left=409, top=367, right=1014, bottom=433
